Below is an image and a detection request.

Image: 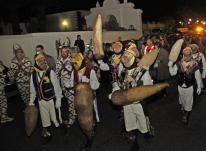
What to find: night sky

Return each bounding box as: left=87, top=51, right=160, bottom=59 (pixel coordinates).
left=1, top=0, right=206, bottom=22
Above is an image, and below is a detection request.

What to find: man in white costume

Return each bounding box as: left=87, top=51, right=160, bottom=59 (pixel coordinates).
left=70, top=52, right=100, bottom=148
left=29, top=52, right=62, bottom=145
left=190, top=44, right=206, bottom=86
left=168, top=46, right=202, bottom=125
left=111, top=42, right=154, bottom=150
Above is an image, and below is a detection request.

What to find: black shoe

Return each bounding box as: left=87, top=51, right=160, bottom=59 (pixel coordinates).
left=143, top=132, right=152, bottom=143
left=143, top=132, right=150, bottom=139
left=84, top=139, right=92, bottom=149
left=41, top=135, right=52, bottom=147
left=41, top=130, right=51, bottom=138
left=182, top=111, right=190, bottom=126
left=183, top=120, right=189, bottom=127
left=130, top=143, right=139, bottom=151
left=60, top=124, right=68, bottom=135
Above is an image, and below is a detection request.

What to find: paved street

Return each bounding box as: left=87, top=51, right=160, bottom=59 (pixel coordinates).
left=1, top=81, right=206, bottom=151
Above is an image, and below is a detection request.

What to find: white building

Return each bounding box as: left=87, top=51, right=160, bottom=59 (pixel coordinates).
left=85, top=0, right=143, bottom=33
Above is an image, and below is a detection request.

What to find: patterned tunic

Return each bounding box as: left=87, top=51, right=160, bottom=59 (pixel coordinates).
left=56, top=57, right=76, bottom=127
left=7, top=57, right=33, bottom=104
left=0, top=70, right=8, bottom=121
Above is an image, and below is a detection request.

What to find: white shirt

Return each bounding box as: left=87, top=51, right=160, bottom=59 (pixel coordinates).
left=30, top=69, right=62, bottom=103
left=70, top=69, right=100, bottom=90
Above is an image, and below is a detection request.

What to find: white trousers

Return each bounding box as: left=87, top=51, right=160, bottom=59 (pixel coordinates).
left=178, top=86, right=193, bottom=111
left=124, top=103, right=148, bottom=133
left=39, top=99, right=59, bottom=128
left=93, top=99, right=100, bottom=122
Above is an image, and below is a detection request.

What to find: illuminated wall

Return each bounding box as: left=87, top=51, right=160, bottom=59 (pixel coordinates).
left=0, top=31, right=142, bottom=66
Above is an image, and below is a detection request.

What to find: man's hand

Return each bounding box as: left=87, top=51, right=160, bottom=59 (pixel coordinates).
left=108, top=82, right=120, bottom=99
left=28, top=101, right=35, bottom=106
left=81, top=76, right=89, bottom=83
left=125, top=75, right=134, bottom=83
left=197, top=88, right=202, bottom=95
left=55, top=100, right=61, bottom=109
left=168, top=61, right=174, bottom=67
left=202, top=71, right=206, bottom=79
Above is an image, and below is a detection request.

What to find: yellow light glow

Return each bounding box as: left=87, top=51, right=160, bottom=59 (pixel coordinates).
left=62, top=20, right=69, bottom=26
left=60, top=18, right=72, bottom=30
left=189, top=18, right=192, bottom=22
left=195, top=26, right=204, bottom=32
left=201, top=21, right=206, bottom=25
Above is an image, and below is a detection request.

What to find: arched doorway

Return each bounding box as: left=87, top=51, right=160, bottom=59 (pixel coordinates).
left=104, top=15, right=119, bottom=30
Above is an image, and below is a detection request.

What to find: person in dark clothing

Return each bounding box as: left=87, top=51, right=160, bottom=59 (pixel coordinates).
left=35, top=44, right=56, bottom=71
left=74, top=35, right=85, bottom=55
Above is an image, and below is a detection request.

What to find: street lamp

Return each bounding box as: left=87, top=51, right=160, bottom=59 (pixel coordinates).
left=62, top=20, right=69, bottom=27
left=60, top=18, right=71, bottom=31
left=195, top=26, right=204, bottom=32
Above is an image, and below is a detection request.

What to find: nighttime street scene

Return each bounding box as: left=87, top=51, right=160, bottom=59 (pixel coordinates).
left=1, top=0, right=206, bottom=151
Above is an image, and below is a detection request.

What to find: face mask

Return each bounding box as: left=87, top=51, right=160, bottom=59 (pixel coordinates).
left=71, top=53, right=84, bottom=70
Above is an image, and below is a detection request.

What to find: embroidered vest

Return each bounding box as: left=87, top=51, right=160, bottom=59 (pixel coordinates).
left=177, top=61, right=198, bottom=87
left=32, top=68, right=55, bottom=101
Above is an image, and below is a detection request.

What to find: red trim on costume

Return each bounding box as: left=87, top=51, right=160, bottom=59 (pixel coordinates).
left=143, top=45, right=155, bottom=55
left=73, top=67, right=92, bottom=84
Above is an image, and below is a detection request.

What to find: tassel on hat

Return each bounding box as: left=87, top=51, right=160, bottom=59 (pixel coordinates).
left=56, top=37, right=71, bottom=49
left=13, top=43, right=23, bottom=54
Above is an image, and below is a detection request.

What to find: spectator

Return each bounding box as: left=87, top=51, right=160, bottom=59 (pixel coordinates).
left=74, top=35, right=85, bottom=55
left=35, top=45, right=56, bottom=70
